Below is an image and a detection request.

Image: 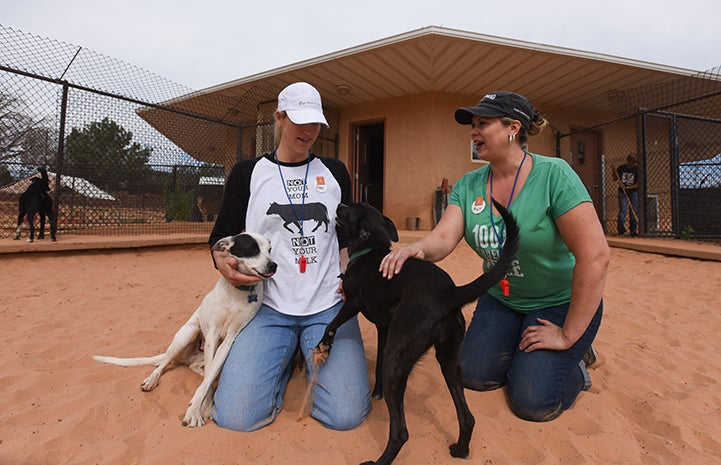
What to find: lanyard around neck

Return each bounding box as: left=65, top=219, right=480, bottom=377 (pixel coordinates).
left=489, top=150, right=527, bottom=250
left=274, top=150, right=311, bottom=236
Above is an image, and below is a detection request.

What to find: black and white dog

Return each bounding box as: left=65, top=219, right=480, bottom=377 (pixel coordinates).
left=13, top=167, right=57, bottom=242
left=314, top=200, right=519, bottom=465
left=93, top=232, right=277, bottom=427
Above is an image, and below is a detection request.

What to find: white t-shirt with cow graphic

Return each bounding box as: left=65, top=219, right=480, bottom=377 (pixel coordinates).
left=210, top=153, right=352, bottom=316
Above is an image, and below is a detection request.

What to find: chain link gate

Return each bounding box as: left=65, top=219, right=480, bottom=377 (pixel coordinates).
left=642, top=111, right=721, bottom=239
left=556, top=69, right=721, bottom=241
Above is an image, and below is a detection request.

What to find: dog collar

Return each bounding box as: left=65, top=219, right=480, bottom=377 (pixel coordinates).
left=348, top=247, right=373, bottom=263
left=339, top=248, right=374, bottom=280
left=235, top=284, right=259, bottom=304
left=235, top=284, right=257, bottom=291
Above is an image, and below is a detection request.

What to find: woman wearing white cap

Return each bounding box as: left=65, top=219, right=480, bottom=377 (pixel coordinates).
left=209, top=82, right=370, bottom=431
left=380, top=91, right=610, bottom=422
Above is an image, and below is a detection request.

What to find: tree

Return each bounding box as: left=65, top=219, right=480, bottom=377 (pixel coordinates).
left=63, top=117, right=153, bottom=192
left=0, top=92, right=55, bottom=165
left=22, top=126, right=58, bottom=166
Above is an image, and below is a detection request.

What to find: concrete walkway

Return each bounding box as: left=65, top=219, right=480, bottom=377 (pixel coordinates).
left=605, top=236, right=721, bottom=261
left=1, top=231, right=720, bottom=262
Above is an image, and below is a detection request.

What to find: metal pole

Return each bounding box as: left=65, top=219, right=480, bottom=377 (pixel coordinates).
left=669, top=114, right=681, bottom=236
left=600, top=153, right=607, bottom=233
left=236, top=124, right=243, bottom=162
left=637, top=111, right=647, bottom=235
left=53, top=82, right=69, bottom=223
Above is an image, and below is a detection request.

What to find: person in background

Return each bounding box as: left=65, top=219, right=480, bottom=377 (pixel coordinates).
left=379, top=91, right=610, bottom=422
left=616, top=154, right=639, bottom=237
left=208, top=82, right=370, bottom=432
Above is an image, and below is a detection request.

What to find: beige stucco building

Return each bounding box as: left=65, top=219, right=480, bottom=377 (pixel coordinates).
left=142, top=26, right=714, bottom=232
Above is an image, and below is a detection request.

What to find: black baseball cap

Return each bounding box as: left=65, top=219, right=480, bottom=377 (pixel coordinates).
left=454, top=91, right=533, bottom=129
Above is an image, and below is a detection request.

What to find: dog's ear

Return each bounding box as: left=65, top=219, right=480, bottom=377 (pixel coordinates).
left=212, top=236, right=233, bottom=253
left=384, top=216, right=399, bottom=242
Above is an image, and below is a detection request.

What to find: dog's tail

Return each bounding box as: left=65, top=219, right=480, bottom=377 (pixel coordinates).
left=92, top=354, right=165, bottom=367
left=449, top=199, right=520, bottom=309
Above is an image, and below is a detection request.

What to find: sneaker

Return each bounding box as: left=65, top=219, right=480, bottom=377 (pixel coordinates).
left=579, top=361, right=592, bottom=391
left=582, top=346, right=598, bottom=368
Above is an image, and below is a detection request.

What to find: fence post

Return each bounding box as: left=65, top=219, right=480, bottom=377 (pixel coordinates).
left=669, top=114, right=681, bottom=236
left=600, top=152, right=607, bottom=232
left=637, top=110, right=647, bottom=235
left=53, top=81, right=69, bottom=223
left=236, top=124, right=243, bottom=162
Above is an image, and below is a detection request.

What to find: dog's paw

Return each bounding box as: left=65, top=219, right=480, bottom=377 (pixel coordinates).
left=182, top=413, right=205, bottom=428
left=183, top=406, right=207, bottom=428
left=140, top=375, right=160, bottom=392
left=449, top=442, right=469, bottom=458
left=312, top=343, right=330, bottom=365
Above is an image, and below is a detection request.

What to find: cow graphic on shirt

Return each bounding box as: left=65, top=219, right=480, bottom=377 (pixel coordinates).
left=266, top=202, right=330, bottom=234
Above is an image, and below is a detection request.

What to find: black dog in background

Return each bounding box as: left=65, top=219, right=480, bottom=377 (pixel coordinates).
left=313, top=200, right=519, bottom=465
left=13, top=167, right=57, bottom=242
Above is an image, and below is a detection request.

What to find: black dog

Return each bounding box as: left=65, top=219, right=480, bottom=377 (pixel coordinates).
left=313, top=200, right=518, bottom=465
left=13, top=167, right=57, bottom=242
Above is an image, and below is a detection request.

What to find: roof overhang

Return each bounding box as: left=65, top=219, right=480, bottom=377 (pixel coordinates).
left=139, top=26, right=718, bottom=161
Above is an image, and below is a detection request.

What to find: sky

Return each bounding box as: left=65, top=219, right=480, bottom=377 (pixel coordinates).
left=3, top=0, right=721, bottom=90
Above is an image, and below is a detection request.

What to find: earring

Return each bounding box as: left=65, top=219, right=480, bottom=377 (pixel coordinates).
left=509, top=133, right=516, bottom=143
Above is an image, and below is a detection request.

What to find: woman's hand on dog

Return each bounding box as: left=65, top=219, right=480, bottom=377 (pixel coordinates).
left=336, top=280, right=345, bottom=300
left=379, top=243, right=425, bottom=279
left=213, top=250, right=263, bottom=287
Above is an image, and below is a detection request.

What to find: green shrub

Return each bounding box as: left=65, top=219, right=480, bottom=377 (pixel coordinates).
left=163, top=187, right=195, bottom=222
left=680, top=225, right=695, bottom=241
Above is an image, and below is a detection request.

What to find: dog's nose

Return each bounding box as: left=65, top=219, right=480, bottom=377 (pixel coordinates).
left=268, top=262, right=278, bottom=273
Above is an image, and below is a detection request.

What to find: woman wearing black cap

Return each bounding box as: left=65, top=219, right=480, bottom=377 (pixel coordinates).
left=380, top=91, right=610, bottom=422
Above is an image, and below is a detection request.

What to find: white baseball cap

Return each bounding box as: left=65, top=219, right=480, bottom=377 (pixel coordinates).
left=277, top=82, right=329, bottom=127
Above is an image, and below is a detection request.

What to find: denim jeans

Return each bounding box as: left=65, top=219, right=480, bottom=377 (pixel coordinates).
left=618, top=189, right=638, bottom=236
left=212, top=301, right=371, bottom=431
left=460, top=294, right=602, bottom=422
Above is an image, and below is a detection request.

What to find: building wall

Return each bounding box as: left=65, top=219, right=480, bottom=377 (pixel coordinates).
left=336, top=91, right=556, bottom=230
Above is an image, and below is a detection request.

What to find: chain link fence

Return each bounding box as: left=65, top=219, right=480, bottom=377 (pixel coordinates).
left=0, top=25, right=335, bottom=240
left=553, top=66, right=721, bottom=240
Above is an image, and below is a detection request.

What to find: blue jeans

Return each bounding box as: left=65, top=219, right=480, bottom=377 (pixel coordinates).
left=460, top=294, right=602, bottom=422
left=618, top=189, right=638, bottom=236
left=213, top=301, right=371, bottom=431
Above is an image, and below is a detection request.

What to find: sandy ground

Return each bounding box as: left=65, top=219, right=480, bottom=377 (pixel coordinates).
left=1, top=239, right=720, bottom=465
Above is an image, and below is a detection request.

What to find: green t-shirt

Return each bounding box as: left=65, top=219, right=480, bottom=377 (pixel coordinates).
left=449, top=152, right=591, bottom=313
